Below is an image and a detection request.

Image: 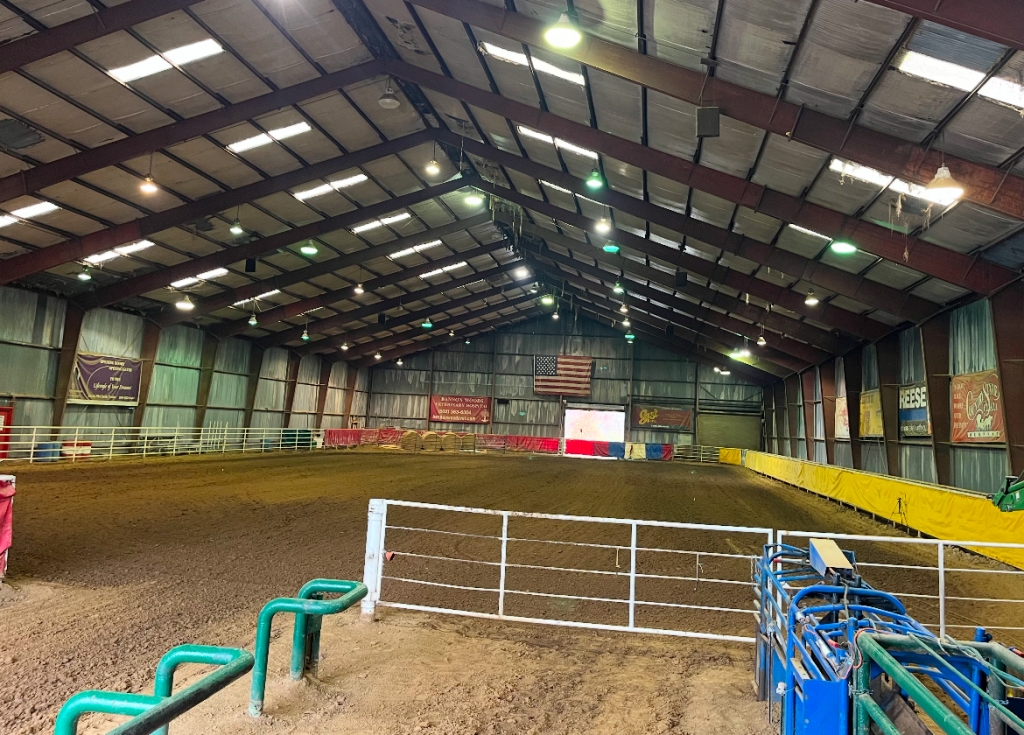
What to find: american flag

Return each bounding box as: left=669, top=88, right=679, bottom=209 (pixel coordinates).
left=534, top=355, right=593, bottom=396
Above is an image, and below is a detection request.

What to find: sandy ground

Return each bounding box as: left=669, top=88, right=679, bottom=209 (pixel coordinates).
left=0, top=451, right=1020, bottom=734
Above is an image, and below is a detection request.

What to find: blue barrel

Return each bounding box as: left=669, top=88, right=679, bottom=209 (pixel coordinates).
left=35, top=441, right=62, bottom=462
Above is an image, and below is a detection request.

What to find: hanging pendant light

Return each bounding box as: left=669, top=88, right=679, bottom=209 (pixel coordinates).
left=619, top=303, right=628, bottom=314
left=552, top=310, right=560, bottom=320
left=625, top=331, right=635, bottom=342
left=396, top=358, right=404, bottom=366
left=341, top=342, right=349, bottom=351
left=378, top=80, right=401, bottom=109
left=805, top=290, right=819, bottom=306
left=756, top=334, right=767, bottom=347
left=464, top=191, right=484, bottom=207
left=300, top=242, right=318, bottom=256
left=175, top=295, right=194, bottom=311
left=924, top=165, right=964, bottom=206
left=622, top=318, right=631, bottom=328
left=464, top=337, right=471, bottom=345
left=541, top=294, right=555, bottom=306
left=301, top=327, right=310, bottom=341
left=448, top=329, right=455, bottom=337
left=586, top=167, right=604, bottom=190
left=595, top=217, right=611, bottom=234
left=230, top=219, right=244, bottom=236
left=77, top=265, right=92, bottom=281
left=354, top=283, right=364, bottom=295
left=422, top=318, right=433, bottom=329
left=140, top=175, right=158, bottom=194
left=602, top=242, right=620, bottom=254
left=545, top=12, right=582, bottom=48
left=248, top=313, right=258, bottom=327
left=374, top=351, right=382, bottom=360
left=613, top=282, right=624, bottom=295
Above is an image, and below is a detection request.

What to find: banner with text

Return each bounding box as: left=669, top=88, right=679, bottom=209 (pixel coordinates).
left=68, top=353, right=143, bottom=405
left=952, top=370, right=1004, bottom=443
left=631, top=405, right=693, bottom=431
left=835, top=396, right=850, bottom=439
left=899, top=384, right=931, bottom=438
left=859, top=390, right=884, bottom=438
left=430, top=395, right=491, bottom=424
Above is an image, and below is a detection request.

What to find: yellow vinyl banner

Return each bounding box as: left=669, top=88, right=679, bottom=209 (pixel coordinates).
left=719, top=448, right=742, bottom=465
left=743, top=451, right=1024, bottom=570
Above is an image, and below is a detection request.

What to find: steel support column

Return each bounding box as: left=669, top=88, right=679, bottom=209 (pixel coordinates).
left=992, top=283, right=1024, bottom=475
left=844, top=351, right=864, bottom=470
left=341, top=365, right=358, bottom=429
left=920, top=314, right=951, bottom=485
left=193, top=332, right=221, bottom=430
left=819, top=359, right=838, bottom=465
left=786, top=375, right=802, bottom=457
left=242, top=346, right=265, bottom=430
left=281, top=353, right=302, bottom=428
left=313, top=359, right=335, bottom=430
left=862, top=0, right=1024, bottom=53
left=773, top=382, right=788, bottom=455
left=50, top=306, right=86, bottom=430
left=876, top=333, right=902, bottom=477
left=131, top=321, right=163, bottom=428
left=801, top=369, right=817, bottom=462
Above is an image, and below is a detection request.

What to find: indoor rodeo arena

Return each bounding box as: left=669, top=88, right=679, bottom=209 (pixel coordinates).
left=1, top=1, right=1024, bottom=734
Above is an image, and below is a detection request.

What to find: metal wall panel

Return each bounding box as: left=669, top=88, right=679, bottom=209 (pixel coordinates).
left=951, top=300, right=997, bottom=375
left=251, top=411, right=285, bottom=429
left=203, top=408, right=244, bottom=428
left=0, top=286, right=65, bottom=347
left=861, top=441, right=888, bottom=474
left=214, top=338, right=251, bottom=374
left=834, top=441, right=854, bottom=468
left=900, top=443, right=938, bottom=484
left=952, top=446, right=1008, bottom=494
left=899, top=327, right=925, bottom=384
left=155, top=325, right=203, bottom=368
left=77, top=308, right=144, bottom=358
left=148, top=365, right=200, bottom=406
left=0, top=342, right=58, bottom=397
left=208, top=373, right=248, bottom=409
left=142, top=405, right=196, bottom=428
left=259, top=348, right=290, bottom=380
left=862, top=344, right=880, bottom=390
left=432, top=371, right=491, bottom=396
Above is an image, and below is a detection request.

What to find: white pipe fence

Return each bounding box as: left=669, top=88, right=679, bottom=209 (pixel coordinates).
left=361, top=500, right=1024, bottom=646
left=0, top=424, right=321, bottom=463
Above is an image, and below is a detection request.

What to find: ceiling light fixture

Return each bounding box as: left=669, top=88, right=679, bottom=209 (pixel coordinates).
left=300, top=242, right=318, bottom=256
left=374, top=351, right=382, bottom=360
left=378, top=80, right=401, bottom=110
left=613, top=282, right=624, bottom=295
left=720, top=368, right=730, bottom=376
left=544, top=12, right=582, bottom=49
left=448, top=329, right=455, bottom=337
left=595, top=217, right=611, bottom=234
left=805, top=290, right=819, bottom=306
left=301, top=327, right=310, bottom=342
left=586, top=168, right=604, bottom=190
left=619, top=303, right=628, bottom=313
left=925, top=165, right=965, bottom=205
left=756, top=334, right=767, bottom=347
left=354, top=283, right=365, bottom=295
left=830, top=240, right=858, bottom=255
left=140, top=175, right=158, bottom=195
left=541, top=294, right=555, bottom=306
left=248, top=314, right=258, bottom=327
left=464, top=191, right=485, bottom=207
left=603, top=242, right=620, bottom=254
left=77, top=266, right=92, bottom=281
left=175, top=294, right=194, bottom=311
left=622, top=318, right=631, bottom=328
left=396, top=358, right=404, bottom=366
left=625, top=331, right=635, bottom=342
left=552, top=310, right=560, bottom=320
left=465, top=338, right=471, bottom=344
left=422, top=318, right=433, bottom=329
left=230, top=219, right=244, bottom=235
left=514, top=267, right=530, bottom=279
left=341, top=342, right=350, bottom=351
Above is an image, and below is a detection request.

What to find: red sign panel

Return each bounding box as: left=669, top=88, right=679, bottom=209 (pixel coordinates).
left=429, top=395, right=492, bottom=424
left=951, top=370, right=1005, bottom=444
left=0, top=406, right=12, bottom=459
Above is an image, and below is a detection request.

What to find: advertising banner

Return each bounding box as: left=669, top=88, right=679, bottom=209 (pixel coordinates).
left=859, top=390, right=884, bottom=437
left=630, top=405, right=693, bottom=431
left=67, top=354, right=143, bottom=405
left=951, top=370, right=1004, bottom=443
left=899, top=384, right=931, bottom=438
left=835, top=396, right=850, bottom=439
left=429, top=395, right=492, bottom=424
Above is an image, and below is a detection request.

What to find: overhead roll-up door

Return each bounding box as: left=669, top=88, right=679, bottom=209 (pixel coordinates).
left=697, top=414, right=762, bottom=449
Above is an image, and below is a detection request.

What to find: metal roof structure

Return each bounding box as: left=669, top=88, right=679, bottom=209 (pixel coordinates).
left=2, top=0, right=1024, bottom=384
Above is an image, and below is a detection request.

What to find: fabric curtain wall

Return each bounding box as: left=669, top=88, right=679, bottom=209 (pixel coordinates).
left=899, top=327, right=925, bottom=384
left=834, top=441, right=854, bottom=468
left=0, top=286, right=65, bottom=348
left=78, top=309, right=144, bottom=358
left=862, top=344, right=879, bottom=390
left=950, top=300, right=997, bottom=375
left=900, top=443, right=938, bottom=484
left=952, top=446, right=1008, bottom=494
left=861, top=441, right=888, bottom=474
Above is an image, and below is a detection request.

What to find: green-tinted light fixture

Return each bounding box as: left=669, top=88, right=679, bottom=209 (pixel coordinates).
left=613, top=282, right=624, bottom=295
left=602, top=242, right=620, bottom=254
left=300, top=242, right=318, bottom=256
left=625, top=331, right=635, bottom=342
left=422, top=318, right=433, bottom=329
left=464, top=191, right=484, bottom=207
left=586, top=168, right=604, bottom=190
left=830, top=240, right=857, bottom=254
left=541, top=294, right=555, bottom=306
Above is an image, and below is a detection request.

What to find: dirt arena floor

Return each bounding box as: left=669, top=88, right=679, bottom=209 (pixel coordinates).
left=1, top=451, right=1021, bottom=735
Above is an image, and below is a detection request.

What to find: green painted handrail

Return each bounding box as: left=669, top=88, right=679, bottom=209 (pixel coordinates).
left=289, top=579, right=364, bottom=680
left=249, top=579, right=367, bottom=717
left=54, top=692, right=163, bottom=735
left=151, top=644, right=251, bottom=735
left=53, top=645, right=252, bottom=735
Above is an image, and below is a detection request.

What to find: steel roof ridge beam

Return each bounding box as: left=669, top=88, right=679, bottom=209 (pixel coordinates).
left=389, top=61, right=1014, bottom=294
left=338, top=292, right=535, bottom=359
left=78, top=178, right=465, bottom=309
left=254, top=257, right=516, bottom=347
left=348, top=307, right=542, bottom=368
left=521, top=223, right=857, bottom=355
left=407, top=0, right=1024, bottom=226
left=0, top=0, right=207, bottom=74
left=161, top=211, right=494, bottom=327
left=528, top=244, right=826, bottom=366
left=0, top=59, right=385, bottom=204
left=477, top=178, right=887, bottom=341
left=449, top=130, right=930, bottom=324
left=1, top=130, right=434, bottom=286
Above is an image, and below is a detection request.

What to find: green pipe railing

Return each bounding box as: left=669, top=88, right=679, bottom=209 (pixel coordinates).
left=53, top=645, right=252, bottom=735
left=288, top=579, right=363, bottom=680
left=249, top=579, right=367, bottom=716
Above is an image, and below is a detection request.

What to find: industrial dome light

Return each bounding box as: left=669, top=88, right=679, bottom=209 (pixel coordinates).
left=603, top=242, right=620, bottom=254
left=374, top=351, right=382, bottom=360
left=175, top=295, right=194, bottom=311
left=448, top=329, right=455, bottom=337
left=619, top=303, right=628, bottom=314
left=140, top=175, right=159, bottom=194
left=541, top=294, right=555, bottom=306
left=595, top=217, right=611, bottom=234
left=396, top=358, right=404, bottom=366
left=756, top=334, right=767, bottom=347
left=586, top=168, right=604, bottom=190
left=544, top=13, right=582, bottom=48
left=230, top=219, right=244, bottom=235
left=464, top=191, right=485, bottom=207
left=425, top=159, right=441, bottom=176
left=830, top=240, right=857, bottom=255
left=465, top=337, right=471, bottom=345
left=625, top=331, right=635, bottom=342
left=924, top=165, right=964, bottom=206
left=805, top=290, right=820, bottom=306
left=378, top=81, right=401, bottom=109
left=77, top=266, right=92, bottom=281
left=300, top=242, right=318, bottom=256
left=552, top=310, right=560, bottom=320
left=248, top=314, right=258, bottom=327
left=341, top=342, right=349, bottom=351
left=354, top=283, right=365, bottom=295
left=622, top=318, right=631, bottom=328
left=613, top=282, right=624, bottom=295
left=422, top=318, right=433, bottom=329
left=301, top=328, right=310, bottom=341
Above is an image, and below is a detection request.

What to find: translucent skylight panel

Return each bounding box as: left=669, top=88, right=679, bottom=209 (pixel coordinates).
left=896, top=50, right=985, bottom=91
left=234, top=290, right=281, bottom=305
left=478, top=42, right=585, bottom=86
left=227, top=122, right=312, bottom=153
left=108, top=39, right=223, bottom=82
left=351, top=211, right=411, bottom=234
left=517, top=126, right=598, bottom=159
left=390, top=240, right=442, bottom=259
left=420, top=262, right=468, bottom=279
left=0, top=201, right=60, bottom=229
left=172, top=267, right=229, bottom=289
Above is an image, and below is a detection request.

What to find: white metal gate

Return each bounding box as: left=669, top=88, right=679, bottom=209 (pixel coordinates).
left=360, top=499, right=773, bottom=643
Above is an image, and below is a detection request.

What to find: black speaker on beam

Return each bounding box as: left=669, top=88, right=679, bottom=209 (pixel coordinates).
left=245, top=258, right=257, bottom=273
left=696, top=107, right=720, bottom=138
left=378, top=313, right=387, bottom=325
